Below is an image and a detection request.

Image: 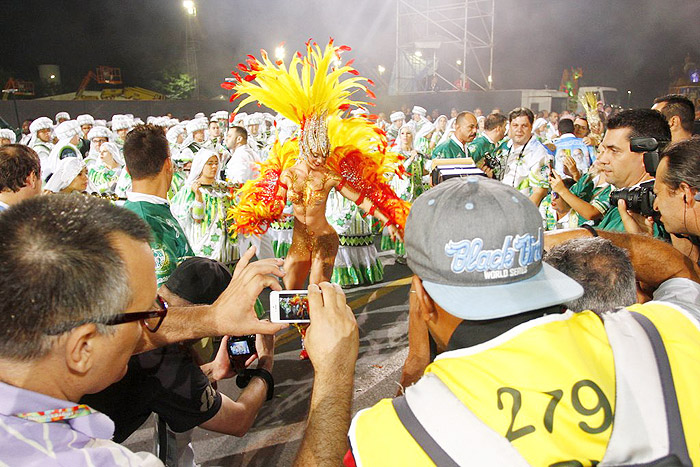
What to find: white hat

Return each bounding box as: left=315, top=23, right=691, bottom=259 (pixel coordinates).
left=29, top=117, right=53, bottom=134
left=94, top=119, right=107, bottom=127
left=76, top=114, right=94, bottom=126
left=244, top=113, right=264, bottom=126
left=146, top=116, right=157, bottom=124
left=412, top=106, right=426, bottom=117
left=186, top=118, right=208, bottom=134
left=194, top=112, right=206, bottom=119
left=166, top=125, right=186, bottom=144
left=133, top=117, right=144, bottom=125
left=54, top=120, right=81, bottom=140
left=55, top=111, right=70, bottom=123
left=0, top=129, right=17, bottom=143
left=87, top=126, right=111, bottom=140
left=111, top=115, right=132, bottom=131
left=351, top=107, right=367, bottom=118
left=390, top=111, right=406, bottom=122
left=44, top=157, right=85, bottom=193
left=533, top=118, right=548, bottom=132
left=232, top=112, right=247, bottom=126
left=215, top=110, right=229, bottom=120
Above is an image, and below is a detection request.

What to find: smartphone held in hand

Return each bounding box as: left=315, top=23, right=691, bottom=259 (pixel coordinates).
left=270, top=290, right=310, bottom=323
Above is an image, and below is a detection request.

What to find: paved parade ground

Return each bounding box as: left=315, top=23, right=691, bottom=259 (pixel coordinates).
left=124, top=253, right=412, bottom=466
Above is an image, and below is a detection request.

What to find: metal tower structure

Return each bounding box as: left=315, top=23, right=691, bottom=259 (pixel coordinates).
left=391, top=0, right=495, bottom=95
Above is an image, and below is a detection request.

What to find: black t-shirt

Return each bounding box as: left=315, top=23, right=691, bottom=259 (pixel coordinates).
left=81, top=344, right=222, bottom=443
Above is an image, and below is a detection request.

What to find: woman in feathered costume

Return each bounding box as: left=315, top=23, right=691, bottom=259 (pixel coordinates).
left=223, top=39, right=409, bottom=293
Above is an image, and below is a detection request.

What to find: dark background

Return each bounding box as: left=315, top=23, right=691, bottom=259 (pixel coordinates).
left=1, top=0, right=698, bottom=107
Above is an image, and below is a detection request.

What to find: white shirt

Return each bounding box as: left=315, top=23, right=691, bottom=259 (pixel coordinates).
left=501, top=136, right=550, bottom=192
left=225, top=145, right=261, bottom=184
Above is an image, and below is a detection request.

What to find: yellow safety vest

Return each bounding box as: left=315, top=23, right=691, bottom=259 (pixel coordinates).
left=348, top=302, right=700, bottom=466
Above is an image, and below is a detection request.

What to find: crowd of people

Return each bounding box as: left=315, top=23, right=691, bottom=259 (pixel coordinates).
left=1, top=87, right=699, bottom=466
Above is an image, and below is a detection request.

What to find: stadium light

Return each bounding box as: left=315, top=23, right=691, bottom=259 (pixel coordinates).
left=183, top=0, right=196, bottom=16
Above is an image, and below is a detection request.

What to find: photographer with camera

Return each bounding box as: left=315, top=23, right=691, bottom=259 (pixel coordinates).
left=619, top=138, right=700, bottom=264
left=595, top=109, right=671, bottom=236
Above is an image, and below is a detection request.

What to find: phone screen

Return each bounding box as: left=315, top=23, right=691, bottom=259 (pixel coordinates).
left=271, top=291, right=310, bottom=323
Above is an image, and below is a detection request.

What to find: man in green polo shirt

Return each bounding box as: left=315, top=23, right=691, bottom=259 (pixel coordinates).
left=467, top=112, right=507, bottom=178
left=595, top=109, right=670, bottom=236
left=122, top=124, right=194, bottom=286
left=432, top=111, right=478, bottom=159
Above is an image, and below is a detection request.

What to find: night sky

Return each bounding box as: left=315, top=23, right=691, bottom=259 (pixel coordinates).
left=2, top=0, right=698, bottom=107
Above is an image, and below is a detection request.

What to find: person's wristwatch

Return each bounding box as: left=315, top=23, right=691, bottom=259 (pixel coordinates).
left=236, top=368, right=274, bottom=401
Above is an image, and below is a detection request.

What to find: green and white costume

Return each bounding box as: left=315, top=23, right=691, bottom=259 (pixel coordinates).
left=326, top=189, right=383, bottom=286
left=171, top=150, right=238, bottom=267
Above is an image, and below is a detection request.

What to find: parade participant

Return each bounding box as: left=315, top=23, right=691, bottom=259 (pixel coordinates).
left=76, top=114, right=94, bottom=156
left=172, top=148, right=238, bottom=265
left=383, top=124, right=425, bottom=260
left=432, top=111, right=478, bottom=159
left=548, top=159, right=611, bottom=226
left=386, top=111, right=406, bottom=143
left=468, top=112, right=507, bottom=178
left=552, top=117, right=594, bottom=177
left=110, top=114, right=132, bottom=152
left=410, top=105, right=429, bottom=133
left=179, top=117, right=208, bottom=162
left=294, top=178, right=700, bottom=466
left=18, top=119, right=32, bottom=145
left=244, top=113, right=266, bottom=150
left=428, top=114, right=448, bottom=154
left=0, top=128, right=16, bottom=146
left=0, top=144, right=42, bottom=211
left=224, top=39, right=409, bottom=291
left=88, top=142, right=123, bottom=194
left=224, top=126, right=260, bottom=185
left=44, top=157, right=88, bottom=194
left=84, top=125, right=112, bottom=170
left=54, top=111, right=70, bottom=125
left=499, top=107, right=552, bottom=194
left=28, top=117, right=54, bottom=174
left=45, top=120, right=81, bottom=181
left=532, top=117, right=549, bottom=143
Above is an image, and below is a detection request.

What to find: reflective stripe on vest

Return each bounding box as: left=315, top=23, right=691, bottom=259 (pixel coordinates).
left=348, top=304, right=700, bottom=466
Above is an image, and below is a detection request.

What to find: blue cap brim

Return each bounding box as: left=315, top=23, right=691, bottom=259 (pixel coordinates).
left=422, top=263, right=584, bottom=320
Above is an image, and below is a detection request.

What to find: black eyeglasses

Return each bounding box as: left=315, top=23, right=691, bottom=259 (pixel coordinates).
left=45, top=295, right=168, bottom=336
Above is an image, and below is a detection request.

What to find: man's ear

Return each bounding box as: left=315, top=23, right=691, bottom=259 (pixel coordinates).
left=668, top=115, right=681, bottom=131
left=26, top=171, right=39, bottom=189
left=679, top=182, right=697, bottom=207
left=412, top=275, right=438, bottom=323
left=64, top=323, right=100, bottom=375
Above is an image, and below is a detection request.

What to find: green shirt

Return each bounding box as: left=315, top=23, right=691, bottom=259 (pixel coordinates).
left=466, top=135, right=496, bottom=164
left=123, top=200, right=194, bottom=286
left=432, top=137, right=466, bottom=159
left=569, top=173, right=612, bottom=227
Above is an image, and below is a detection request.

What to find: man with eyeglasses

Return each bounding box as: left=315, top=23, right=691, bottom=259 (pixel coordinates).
left=0, top=195, right=288, bottom=466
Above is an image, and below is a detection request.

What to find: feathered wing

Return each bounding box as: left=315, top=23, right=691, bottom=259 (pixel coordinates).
left=227, top=139, right=299, bottom=236
left=326, top=115, right=411, bottom=229
left=222, top=39, right=374, bottom=126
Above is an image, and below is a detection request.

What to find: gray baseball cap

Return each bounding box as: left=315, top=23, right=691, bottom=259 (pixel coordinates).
left=405, top=177, right=583, bottom=320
